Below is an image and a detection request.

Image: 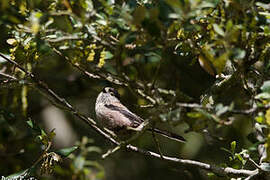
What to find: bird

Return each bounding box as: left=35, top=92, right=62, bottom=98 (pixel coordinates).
left=95, top=87, right=186, bottom=143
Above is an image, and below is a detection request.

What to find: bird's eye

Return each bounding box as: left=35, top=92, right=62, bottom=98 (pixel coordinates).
left=102, top=87, right=107, bottom=93
left=109, top=88, right=120, bottom=99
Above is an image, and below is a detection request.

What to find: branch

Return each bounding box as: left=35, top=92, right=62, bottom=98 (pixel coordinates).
left=126, top=145, right=258, bottom=177
left=0, top=53, right=261, bottom=178
left=176, top=102, right=270, bottom=115
left=51, top=47, right=127, bottom=86
left=44, top=35, right=83, bottom=43
left=0, top=72, right=17, bottom=80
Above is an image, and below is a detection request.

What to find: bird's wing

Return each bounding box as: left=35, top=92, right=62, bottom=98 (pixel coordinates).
left=105, top=103, right=144, bottom=128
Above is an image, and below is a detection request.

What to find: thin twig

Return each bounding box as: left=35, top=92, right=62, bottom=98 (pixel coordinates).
left=0, top=72, right=17, bottom=80
left=33, top=141, right=52, bottom=167
left=176, top=102, right=270, bottom=115
left=248, top=156, right=261, bottom=170
left=151, top=128, right=164, bottom=159
left=44, top=36, right=83, bottom=43
left=126, top=144, right=258, bottom=177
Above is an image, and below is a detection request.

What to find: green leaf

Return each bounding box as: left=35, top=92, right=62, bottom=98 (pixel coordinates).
left=41, top=129, right=47, bottom=136
left=56, top=146, right=78, bottom=157
left=83, top=0, right=93, bottom=12
left=26, top=119, right=43, bottom=133
left=261, top=81, right=270, bottom=93
left=213, top=24, right=225, bottom=37
left=74, top=156, right=85, bottom=170
left=26, top=120, right=34, bottom=128
left=260, top=163, right=270, bottom=172
left=231, top=141, right=236, bottom=153
left=213, top=52, right=229, bottom=74
left=235, top=153, right=245, bottom=164
left=87, top=146, right=102, bottom=153
left=104, top=51, right=114, bottom=60
left=144, top=52, right=162, bottom=63
left=256, top=2, right=270, bottom=10
left=215, top=103, right=229, bottom=116
left=255, top=115, right=265, bottom=123
left=265, top=109, right=270, bottom=126
left=232, top=48, right=246, bottom=60
left=220, top=147, right=232, bottom=155
left=7, top=166, right=35, bottom=179
left=255, top=92, right=270, bottom=99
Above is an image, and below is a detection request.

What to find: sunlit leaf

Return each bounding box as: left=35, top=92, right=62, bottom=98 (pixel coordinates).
left=87, top=146, right=102, bottom=153
left=74, top=156, right=85, bottom=170
left=198, top=55, right=216, bottom=76
left=213, top=52, right=229, bottom=74
left=213, top=24, right=225, bottom=36
left=261, top=81, right=270, bottom=93
left=231, top=141, right=236, bottom=153
left=26, top=119, right=34, bottom=128
left=7, top=39, right=17, bottom=46
left=255, top=92, right=270, bottom=99
left=7, top=166, right=35, bottom=179
left=265, top=109, right=270, bottom=126
left=104, top=51, right=114, bottom=60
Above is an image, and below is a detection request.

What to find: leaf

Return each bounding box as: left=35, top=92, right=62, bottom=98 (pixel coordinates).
left=7, top=166, right=35, bottom=179
left=220, top=147, right=233, bottom=155
left=96, top=19, right=107, bottom=26
left=259, top=12, right=270, bottom=19
left=261, top=81, right=270, bottom=93
left=213, top=52, right=229, bottom=74
left=7, top=39, right=17, bottom=46
left=74, top=156, right=85, bottom=170
left=198, top=55, right=216, bottom=76
left=232, top=48, right=246, bottom=60
left=83, top=0, right=93, bottom=12
left=196, top=109, right=220, bottom=122
left=145, top=52, right=161, bottom=63
left=104, top=51, right=114, bottom=60
left=256, top=2, right=270, bottom=10
left=265, top=109, right=270, bottom=126
left=187, top=112, right=203, bottom=118
left=0, top=54, right=9, bottom=63
left=255, top=92, right=270, bottom=99
left=231, top=141, right=236, bottom=153
left=26, top=119, right=34, bottom=128
left=213, top=24, right=225, bottom=37
left=26, top=119, right=42, bottom=133
left=260, top=163, right=270, bottom=172
left=56, top=146, right=78, bottom=157
left=7, top=169, right=29, bottom=178
left=87, top=146, right=102, bottom=153
left=235, top=153, right=245, bottom=165
left=255, top=115, right=265, bottom=123
left=133, top=6, right=146, bottom=25
left=215, top=103, right=229, bottom=116
left=265, top=134, right=270, bottom=161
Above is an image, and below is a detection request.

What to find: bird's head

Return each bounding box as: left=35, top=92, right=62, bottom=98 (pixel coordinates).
left=102, top=87, right=121, bottom=100
left=96, top=87, right=121, bottom=105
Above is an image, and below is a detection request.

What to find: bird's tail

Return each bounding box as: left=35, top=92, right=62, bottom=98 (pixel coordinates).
left=147, top=128, right=186, bottom=143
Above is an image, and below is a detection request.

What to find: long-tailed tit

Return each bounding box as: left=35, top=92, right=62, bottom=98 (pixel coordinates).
left=95, top=87, right=186, bottom=143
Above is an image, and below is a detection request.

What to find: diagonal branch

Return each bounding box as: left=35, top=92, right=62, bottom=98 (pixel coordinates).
left=0, top=53, right=260, bottom=178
